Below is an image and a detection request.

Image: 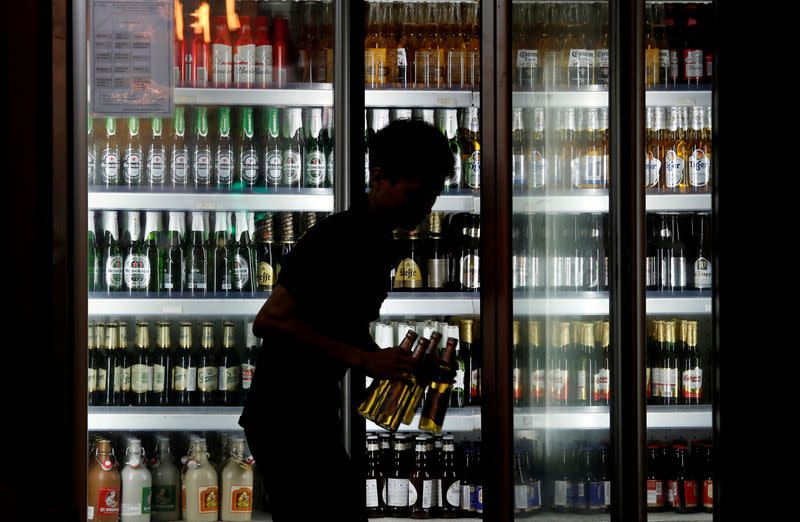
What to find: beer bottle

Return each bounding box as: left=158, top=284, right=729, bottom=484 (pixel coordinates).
left=648, top=321, right=661, bottom=403
left=88, top=439, right=121, bottom=522
left=218, top=321, right=240, bottom=406
left=688, top=106, right=710, bottom=192
left=437, top=109, right=462, bottom=190
left=527, top=321, right=545, bottom=406
left=464, top=319, right=481, bottom=406
left=669, top=214, right=688, bottom=291
left=592, top=321, right=611, bottom=406
left=594, top=8, right=610, bottom=86
left=553, top=443, right=576, bottom=512
left=573, top=322, right=593, bottom=406
left=373, top=337, right=430, bottom=431
left=409, top=436, right=434, bottom=519
left=425, top=213, right=448, bottom=291
left=232, top=211, right=256, bottom=294
left=212, top=107, right=234, bottom=188
left=239, top=107, right=260, bottom=187
left=656, top=214, right=672, bottom=292
left=664, top=107, right=687, bottom=192
left=281, top=108, right=304, bottom=188
left=590, top=446, right=611, bottom=512
left=122, top=118, right=143, bottom=186
left=379, top=433, right=393, bottom=496
left=646, top=107, right=666, bottom=190
left=701, top=442, right=713, bottom=512
left=550, top=322, right=571, bottom=406
left=559, top=108, right=579, bottom=191
left=564, top=4, right=593, bottom=88
left=130, top=322, right=153, bottom=406
left=511, top=216, right=528, bottom=290
left=142, top=212, right=161, bottom=294
left=303, top=107, right=326, bottom=188
left=660, top=321, right=680, bottom=405
left=464, top=0, right=480, bottom=88
left=160, top=212, right=184, bottom=294
left=276, top=212, right=295, bottom=281
left=122, top=212, right=147, bottom=293
left=574, top=447, right=592, bottom=513
left=233, top=16, right=256, bottom=88
left=151, top=321, right=172, bottom=406
left=101, top=211, right=123, bottom=293
left=297, top=3, right=318, bottom=84
left=322, top=106, right=335, bottom=186
left=654, top=4, right=671, bottom=88
left=439, top=435, right=461, bottom=517
left=241, top=322, right=259, bottom=404
left=88, top=323, right=100, bottom=405
left=97, top=323, right=114, bottom=406
left=88, top=211, right=101, bottom=292
left=170, top=107, right=189, bottom=187
left=254, top=212, right=275, bottom=292
left=186, top=212, right=209, bottom=294
left=365, top=435, right=385, bottom=517
left=459, top=215, right=480, bottom=292
left=647, top=441, right=666, bottom=512
left=445, top=1, right=465, bottom=89
left=147, top=117, right=167, bottom=186
left=646, top=215, right=659, bottom=290
left=110, top=322, right=127, bottom=406
left=212, top=15, right=233, bottom=88
left=645, top=5, right=660, bottom=87
left=444, top=324, right=465, bottom=409
left=527, top=108, right=546, bottom=190
left=461, top=448, right=476, bottom=516
left=88, top=115, right=97, bottom=184
left=520, top=445, right=542, bottom=513
left=399, top=227, right=424, bottom=291
left=387, top=436, right=410, bottom=517
left=151, top=436, right=180, bottom=520
left=191, top=107, right=211, bottom=187
left=256, top=109, right=280, bottom=188
left=692, top=213, right=711, bottom=290
left=211, top=212, right=232, bottom=294
left=512, top=321, right=525, bottom=406
left=364, top=109, right=370, bottom=188
left=511, top=108, right=526, bottom=189
left=404, top=332, right=444, bottom=425
left=196, top=322, right=218, bottom=406
left=99, top=117, right=120, bottom=186
left=681, top=321, right=703, bottom=404
left=172, top=321, right=196, bottom=406
left=672, top=443, right=698, bottom=513
left=513, top=4, right=538, bottom=91
left=419, top=337, right=459, bottom=433
left=395, top=1, right=413, bottom=88
left=461, top=108, right=481, bottom=190
left=682, top=7, right=704, bottom=88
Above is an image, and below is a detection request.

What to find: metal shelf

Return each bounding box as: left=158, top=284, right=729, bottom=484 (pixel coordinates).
left=432, top=192, right=481, bottom=213
left=366, top=89, right=479, bottom=108
left=513, top=293, right=711, bottom=316
left=88, top=188, right=334, bottom=212
left=88, top=293, right=479, bottom=317
left=513, top=193, right=711, bottom=213
left=511, top=89, right=711, bottom=108
left=514, top=406, right=712, bottom=430
left=174, top=86, right=333, bottom=106
left=88, top=407, right=244, bottom=431
left=366, top=407, right=481, bottom=433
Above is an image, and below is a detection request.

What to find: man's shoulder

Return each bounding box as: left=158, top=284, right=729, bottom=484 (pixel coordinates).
left=300, top=209, right=359, bottom=243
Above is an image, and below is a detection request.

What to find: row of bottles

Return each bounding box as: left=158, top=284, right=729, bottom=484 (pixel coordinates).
left=647, top=439, right=714, bottom=513
left=365, top=107, right=480, bottom=190
left=647, top=319, right=706, bottom=405
left=87, top=320, right=260, bottom=407
left=364, top=0, right=480, bottom=89
left=88, top=210, right=326, bottom=294
left=370, top=316, right=481, bottom=408
left=174, top=0, right=334, bottom=87
left=645, top=106, right=712, bottom=192
left=390, top=212, right=480, bottom=292
left=88, top=106, right=334, bottom=188
left=88, top=432, right=256, bottom=521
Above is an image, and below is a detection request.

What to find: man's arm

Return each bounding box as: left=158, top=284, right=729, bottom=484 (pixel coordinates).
left=253, top=284, right=415, bottom=380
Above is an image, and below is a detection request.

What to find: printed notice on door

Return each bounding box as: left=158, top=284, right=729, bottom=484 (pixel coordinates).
left=91, top=0, right=173, bottom=115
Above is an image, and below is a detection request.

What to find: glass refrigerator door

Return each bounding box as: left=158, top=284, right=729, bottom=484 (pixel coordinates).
left=361, top=0, right=484, bottom=519
left=510, top=0, right=612, bottom=518
left=644, top=1, right=713, bottom=519
left=85, top=1, right=336, bottom=519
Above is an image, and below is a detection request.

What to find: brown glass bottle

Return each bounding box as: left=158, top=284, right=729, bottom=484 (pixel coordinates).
left=419, top=336, right=459, bottom=433
left=366, top=435, right=385, bottom=517
left=410, top=436, right=434, bottom=519
left=196, top=322, right=218, bottom=406
left=88, top=439, right=122, bottom=522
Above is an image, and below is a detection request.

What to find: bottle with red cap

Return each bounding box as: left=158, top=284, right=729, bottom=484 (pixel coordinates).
left=234, top=16, right=256, bottom=88
left=682, top=5, right=704, bottom=88
left=254, top=16, right=273, bottom=87
left=212, top=16, right=233, bottom=88
left=272, top=16, right=289, bottom=87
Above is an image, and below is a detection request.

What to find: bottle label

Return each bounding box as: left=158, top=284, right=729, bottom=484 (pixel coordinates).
left=694, top=257, right=712, bottom=289
left=171, top=149, right=189, bottom=184
left=146, top=148, right=166, bottom=184
left=471, top=368, right=481, bottom=398
left=152, top=364, right=165, bottom=393
left=255, top=44, right=273, bottom=85
left=98, top=368, right=107, bottom=391
left=665, top=150, right=684, bottom=187
left=576, top=482, right=587, bottom=505
left=512, top=154, right=524, bottom=186
left=436, top=479, right=442, bottom=508
left=422, top=480, right=434, bottom=509
left=122, top=486, right=151, bottom=515
left=229, top=485, right=253, bottom=512
left=597, top=49, right=610, bottom=68
left=233, top=254, right=250, bottom=289
left=550, top=369, right=569, bottom=401
left=646, top=256, right=658, bottom=287
left=97, top=488, right=120, bottom=516
left=366, top=479, right=379, bottom=508
left=365, top=151, right=370, bottom=186
left=684, top=49, right=704, bottom=80
left=703, top=480, right=713, bottom=507
left=461, top=254, right=480, bottom=289
left=88, top=368, right=97, bottom=392
left=576, top=370, right=588, bottom=401
left=122, top=367, right=131, bottom=392
left=101, top=148, right=120, bottom=183
left=172, top=366, right=189, bottom=391
left=199, top=485, right=219, bottom=513
left=663, top=368, right=679, bottom=398
left=400, top=259, right=423, bottom=289
left=466, top=150, right=481, bottom=188
left=689, top=149, right=709, bottom=186
left=454, top=367, right=465, bottom=393
left=327, top=150, right=334, bottom=185
left=241, top=363, right=256, bottom=390
left=105, top=256, right=123, bottom=288
left=446, top=480, right=461, bottom=508
left=647, top=479, right=664, bottom=507
left=668, top=480, right=676, bottom=504
left=220, top=365, right=240, bottom=391
left=669, top=50, right=680, bottom=79
left=682, top=367, right=703, bottom=399
left=130, top=364, right=152, bottom=393
left=593, top=369, right=610, bottom=402
left=569, top=49, right=596, bottom=67
left=88, top=505, right=94, bottom=520
left=304, top=150, right=326, bottom=186
left=197, top=366, right=218, bottom=392
left=652, top=366, right=662, bottom=397
left=265, top=149, right=282, bottom=184
left=282, top=150, right=302, bottom=184
left=660, top=49, right=670, bottom=68
left=258, top=262, right=274, bottom=289
left=188, top=267, right=206, bottom=290
left=364, top=48, right=388, bottom=85
left=572, top=155, right=606, bottom=188
left=193, top=149, right=211, bottom=184
left=124, top=255, right=151, bottom=289
left=528, top=480, right=542, bottom=509
left=426, top=258, right=447, bottom=289
left=514, top=485, right=527, bottom=510
left=123, top=148, right=143, bottom=183
left=212, top=44, right=233, bottom=87
left=646, top=154, right=661, bottom=186
left=513, top=368, right=522, bottom=400
left=444, top=151, right=462, bottom=187
left=532, top=369, right=545, bottom=400
left=517, top=49, right=540, bottom=68
left=240, top=149, right=259, bottom=184
left=670, top=256, right=687, bottom=289
left=113, top=365, right=123, bottom=393
left=408, top=481, right=418, bottom=506
left=151, top=485, right=176, bottom=512
left=531, top=150, right=545, bottom=188
left=679, top=480, right=698, bottom=508
left=234, top=44, right=256, bottom=86
left=461, top=485, right=473, bottom=511
left=387, top=478, right=408, bottom=507
left=589, top=481, right=608, bottom=509
left=554, top=480, right=570, bottom=507
left=215, top=148, right=233, bottom=185
left=88, top=149, right=97, bottom=182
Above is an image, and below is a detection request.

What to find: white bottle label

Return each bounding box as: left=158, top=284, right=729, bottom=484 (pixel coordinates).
left=327, top=150, right=334, bottom=185
left=197, top=366, right=218, bottom=391
left=466, top=150, right=481, bottom=188
left=123, top=148, right=143, bottom=183
left=212, top=43, right=233, bottom=87
left=265, top=150, right=282, bottom=184
left=446, top=480, right=461, bottom=507
left=422, top=480, right=434, bottom=508
left=531, top=150, right=545, bottom=188
left=283, top=150, right=302, bottom=184
left=105, top=256, right=123, bottom=287
left=131, top=364, right=152, bottom=393
left=408, top=482, right=418, bottom=506
left=683, top=368, right=703, bottom=397
left=147, top=148, right=166, bottom=184
left=515, top=485, right=528, bottom=509
left=193, top=149, right=211, bottom=184
left=366, top=479, right=379, bottom=508
left=665, top=150, right=684, bottom=187
left=597, top=49, right=610, bottom=67
left=554, top=480, right=569, bottom=506
left=171, top=149, right=189, bottom=184
left=240, top=150, right=259, bottom=183
left=663, top=368, right=678, bottom=397
left=101, top=148, right=120, bottom=183
left=694, top=257, right=712, bottom=288
left=685, top=50, right=704, bottom=79
left=461, top=485, right=472, bottom=510
left=186, top=365, right=197, bottom=391
left=646, top=156, right=662, bottom=186
left=233, top=254, right=250, bottom=289
left=255, top=44, right=273, bottom=85
left=224, top=366, right=240, bottom=391
left=517, top=49, right=540, bottom=67
left=241, top=363, right=256, bottom=389
left=215, top=149, right=233, bottom=184
left=689, top=149, right=709, bottom=186
left=234, top=44, right=256, bottom=86
left=569, top=49, right=596, bottom=67
left=124, top=255, right=151, bottom=289
left=397, top=48, right=408, bottom=67
left=87, top=506, right=94, bottom=519
left=88, top=149, right=97, bottom=181
left=387, top=478, right=409, bottom=507
left=153, top=364, right=165, bottom=392
left=660, top=49, right=670, bottom=67
left=304, top=150, right=326, bottom=186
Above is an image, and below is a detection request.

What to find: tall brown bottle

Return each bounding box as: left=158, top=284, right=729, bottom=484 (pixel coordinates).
left=88, top=439, right=122, bottom=522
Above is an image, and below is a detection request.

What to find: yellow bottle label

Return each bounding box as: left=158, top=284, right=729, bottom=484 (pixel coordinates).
left=365, top=48, right=388, bottom=85
left=199, top=486, right=218, bottom=513
left=401, top=259, right=423, bottom=289
left=258, top=262, right=274, bottom=288
left=230, top=486, right=253, bottom=512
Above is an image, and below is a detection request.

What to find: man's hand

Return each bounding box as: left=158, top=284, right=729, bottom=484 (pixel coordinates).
left=362, top=347, right=416, bottom=381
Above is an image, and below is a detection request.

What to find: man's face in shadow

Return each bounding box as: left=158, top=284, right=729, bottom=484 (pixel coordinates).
left=370, top=168, right=442, bottom=230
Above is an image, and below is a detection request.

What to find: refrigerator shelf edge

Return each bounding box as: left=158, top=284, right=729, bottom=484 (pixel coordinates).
left=88, top=189, right=335, bottom=212
left=365, top=89, right=479, bottom=108
left=513, top=406, right=712, bottom=430
left=173, top=87, right=334, bottom=106
left=366, top=407, right=481, bottom=433
left=513, top=293, right=711, bottom=315
left=511, top=90, right=711, bottom=108
left=512, top=193, right=711, bottom=213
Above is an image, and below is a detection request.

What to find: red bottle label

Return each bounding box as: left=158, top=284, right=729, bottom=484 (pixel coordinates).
left=683, top=480, right=698, bottom=508
left=646, top=479, right=664, bottom=507
left=703, top=479, right=713, bottom=508
left=97, top=487, right=121, bottom=516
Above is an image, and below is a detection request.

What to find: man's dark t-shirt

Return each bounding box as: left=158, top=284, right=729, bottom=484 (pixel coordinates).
left=239, top=197, right=394, bottom=437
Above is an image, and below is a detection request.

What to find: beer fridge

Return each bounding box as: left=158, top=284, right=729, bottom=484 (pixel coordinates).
left=44, top=0, right=744, bottom=519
